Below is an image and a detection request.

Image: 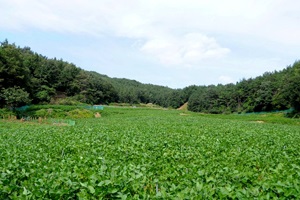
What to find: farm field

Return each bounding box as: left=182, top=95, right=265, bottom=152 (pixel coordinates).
left=1, top=107, right=300, bottom=199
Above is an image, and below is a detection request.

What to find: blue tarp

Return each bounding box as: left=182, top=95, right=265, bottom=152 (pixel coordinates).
left=85, top=105, right=104, bottom=110
left=15, top=105, right=29, bottom=112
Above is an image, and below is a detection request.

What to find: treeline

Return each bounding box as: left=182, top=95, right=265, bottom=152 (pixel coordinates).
left=0, top=40, right=299, bottom=115
left=188, top=62, right=300, bottom=114
left=103, top=77, right=187, bottom=108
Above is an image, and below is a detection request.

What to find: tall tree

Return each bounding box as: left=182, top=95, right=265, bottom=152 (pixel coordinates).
left=0, top=87, right=31, bottom=108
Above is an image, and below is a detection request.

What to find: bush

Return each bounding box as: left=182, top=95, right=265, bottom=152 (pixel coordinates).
left=0, top=108, right=15, bottom=119
left=0, top=87, right=31, bottom=108
left=67, top=109, right=94, bottom=119
left=30, top=108, right=67, bottom=118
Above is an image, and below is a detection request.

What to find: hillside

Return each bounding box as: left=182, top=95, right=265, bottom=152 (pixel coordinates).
left=0, top=40, right=299, bottom=115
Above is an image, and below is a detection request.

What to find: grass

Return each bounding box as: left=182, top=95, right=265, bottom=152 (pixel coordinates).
left=200, top=111, right=300, bottom=125
left=0, top=107, right=300, bottom=199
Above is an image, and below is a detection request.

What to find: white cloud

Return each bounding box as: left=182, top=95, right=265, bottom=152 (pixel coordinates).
left=2, top=0, right=299, bottom=42
left=0, top=0, right=235, bottom=67
left=140, top=33, right=230, bottom=66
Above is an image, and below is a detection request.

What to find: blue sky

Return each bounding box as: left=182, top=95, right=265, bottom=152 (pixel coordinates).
left=1, top=0, right=299, bottom=88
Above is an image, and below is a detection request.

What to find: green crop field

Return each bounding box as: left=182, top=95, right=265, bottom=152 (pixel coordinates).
left=1, top=107, right=300, bottom=199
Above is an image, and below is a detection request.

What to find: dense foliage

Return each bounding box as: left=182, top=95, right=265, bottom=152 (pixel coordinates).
left=0, top=40, right=118, bottom=107
left=188, top=62, right=300, bottom=114
left=0, top=40, right=299, bottom=114
left=0, top=40, right=179, bottom=109
left=1, top=107, right=300, bottom=198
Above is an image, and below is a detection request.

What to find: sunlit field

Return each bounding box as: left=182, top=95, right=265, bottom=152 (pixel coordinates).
left=1, top=107, right=300, bottom=199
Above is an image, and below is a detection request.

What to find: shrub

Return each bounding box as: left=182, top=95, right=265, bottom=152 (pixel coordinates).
left=67, top=109, right=94, bottom=118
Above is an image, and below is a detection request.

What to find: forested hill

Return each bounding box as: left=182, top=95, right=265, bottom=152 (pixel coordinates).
left=0, top=40, right=186, bottom=108
left=0, top=40, right=299, bottom=115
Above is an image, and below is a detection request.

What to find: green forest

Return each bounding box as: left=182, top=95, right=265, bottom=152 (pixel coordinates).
left=0, top=40, right=299, bottom=115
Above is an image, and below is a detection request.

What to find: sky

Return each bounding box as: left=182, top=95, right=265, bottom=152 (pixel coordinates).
left=1, top=0, right=299, bottom=89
